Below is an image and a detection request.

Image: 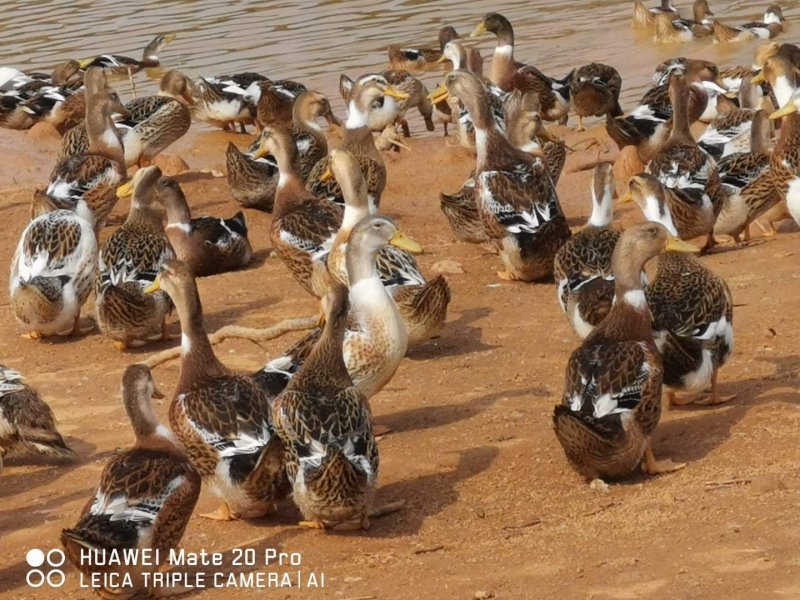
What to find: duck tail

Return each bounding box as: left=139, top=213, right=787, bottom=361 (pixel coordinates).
left=19, top=424, right=75, bottom=461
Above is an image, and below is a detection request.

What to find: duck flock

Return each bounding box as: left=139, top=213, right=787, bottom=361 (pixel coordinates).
left=0, top=2, right=797, bottom=595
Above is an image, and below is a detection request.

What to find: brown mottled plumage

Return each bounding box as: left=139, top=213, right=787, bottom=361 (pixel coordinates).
left=570, top=63, right=623, bottom=130
left=95, top=167, right=175, bottom=349
left=646, top=74, right=722, bottom=251
left=471, top=12, right=570, bottom=123
left=253, top=79, right=307, bottom=130
left=386, top=26, right=459, bottom=72
left=439, top=175, right=490, bottom=243
left=326, top=148, right=450, bottom=343
left=261, top=125, right=342, bottom=299
left=147, top=261, right=288, bottom=521
left=0, top=365, right=74, bottom=473
left=273, top=282, right=378, bottom=530
left=62, top=364, right=199, bottom=598
left=445, top=69, right=570, bottom=281
left=553, top=223, right=690, bottom=481
left=632, top=0, right=681, bottom=29
left=712, top=6, right=784, bottom=44
left=226, top=90, right=340, bottom=211
left=553, top=163, right=620, bottom=339
left=308, top=82, right=404, bottom=208
left=647, top=252, right=734, bottom=406
left=155, top=176, right=252, bottom=277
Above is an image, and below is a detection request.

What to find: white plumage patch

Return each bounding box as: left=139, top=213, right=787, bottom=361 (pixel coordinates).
left=623, top=290, right=647, bottom=310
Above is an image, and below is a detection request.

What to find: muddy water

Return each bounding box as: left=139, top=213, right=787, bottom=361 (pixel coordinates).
left=0, top=1, right=787, bottom=128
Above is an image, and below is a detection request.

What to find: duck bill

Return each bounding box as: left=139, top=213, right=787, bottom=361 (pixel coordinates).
left=116, top=180, right=133, bottom=198
left=251, top=141, right=270, bottom=160
left=666, top=236, right=701, bottom=253
left=618, top=191, right=633, bottom=204
left=537, top=125, right=557, bottom=143
left=751, top=72, right=766, bottom=85
left=471, top=22, right=488, bottom=37
left=770, top=104, right=797, bottom=120
left=427, top=84, right=449, bottom=103
left=78, top=57, right=96, bottom=69
left=163, top=33, right=177, bottom=44
left=383, top=86, right=410, bottom=101
left=151, top=385, right=166, bottom=400
left=390, top=231, right=424, bottom=253
left=143, top=276, right=161, bottom=294
left=436, top=54, right=449, bottom=64
left=324, top=110, right=342, bottom=128
left=319, top=166, right=334, bottom=182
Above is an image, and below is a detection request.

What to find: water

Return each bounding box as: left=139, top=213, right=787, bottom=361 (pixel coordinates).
left=0, top=1, right=788, bottom=127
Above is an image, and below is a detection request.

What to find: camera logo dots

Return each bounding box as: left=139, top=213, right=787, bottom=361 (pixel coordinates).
left=26, top=548, right=66, bottom=588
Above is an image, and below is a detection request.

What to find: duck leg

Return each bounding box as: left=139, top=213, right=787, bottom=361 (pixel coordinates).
left=128, top=68, right=137, bottom=99
left=299, top=519, right=325, bottom=530
left=641, top=444, right=685, bottom=475
left=70, top=313, right=94, bottom=336
left=22, top=331, right=43, bottom=340
left=576, top=115, right=585, bottom=132
left=200, top=501, right=234, bottom=521
left=692, top=371, right=737, bottom=406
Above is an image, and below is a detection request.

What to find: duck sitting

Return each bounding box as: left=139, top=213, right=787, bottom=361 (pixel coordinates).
left=325, top=148, right=450, bottom=344
left=552, top=222, right=695, bottom=482
left=59, top=70, right=195, bottom=167
left=226, top=90, right=341, bottom=212
left=249, top=79, right=308, bottom=131
left=553, top=163, right=620, bottom=339
left=444, top=69, right=570, bottom=282
left=95, top=166, right=175, bottom=350
left=0, top=60, right=83, bottom=130
left=145, top=261, right=289, bottom=520
left=632, top=0, right=681, bottom=29
left=10, top=209, right=97, bottom=339
left=653, top=0, right=715, bottom=43
left=273, top=282, right=378, bottom=531
left=713, top=5, right=785, bottom=43
left=386, top=25, right=459, bottom=72
left=61, top=364, right=200, bottom=598
left=191, top=72, right=268, bottom=133
left=0, top=365, right=74, bottom=474
left=155, top=175, right=252, bottom=277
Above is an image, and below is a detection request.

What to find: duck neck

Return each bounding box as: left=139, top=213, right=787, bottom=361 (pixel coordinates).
left=293, top=103, right=326, bottom=148
left=750, top=112, right=771, bottom=155
left=667, top=81, right=694, bottom=146
left=271, top=139, right=306, bottom=220
left=587, top=179, right=613, bottom=228
left=126, top=197, right=163, bottom=230
left=86, top=100, right=125, bottom=168
left=175, top=286, right=227, bottom=391
left=343, top=117, right=381, bottom=163
left=602, top=274, right=653, bottom=342
left=126, top=387, right=177, bottom=449
left=774, top=113, right=800, bottom=170
left=490, top=23, right=515, bottom=85
left=772, top=73, right=796, bottom=109
left=162, top=189, right=192, bottom=226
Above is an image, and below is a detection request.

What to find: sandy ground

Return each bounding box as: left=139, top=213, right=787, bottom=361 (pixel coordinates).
left=2, top=116, right=800, bottom=600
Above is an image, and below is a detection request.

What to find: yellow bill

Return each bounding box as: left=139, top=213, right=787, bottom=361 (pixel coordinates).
left=751, top=72, right=766, bottom=85
left=769, top=103, right=797, bottom=120
left=537, top=125, right=557, bottom=143
left=471, top=22, right=488, bottom=37
left=427, top=84, right=449, bottom=103
left=163, top=33, right=177, bottom=44
left=143, top=276, right=161, bottom=294
left=666, top=236, right=701, bottom=253
left=78, top=57, right=96, bottom=69
left=436, top=54, right=449, bottom=64
left=390, top=230, right=424, bottom=253
left=383, top=86, right=410, bottom=101
left=618, top=191, right=633, bottom=204
left=251, top=141, right=270, bottom=160
left=116, top=180, right=133, bottom=198
left=320, top=166, right=334, bottom=182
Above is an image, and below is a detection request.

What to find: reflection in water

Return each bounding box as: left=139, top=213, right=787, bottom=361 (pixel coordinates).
left=0, top=1, right=780, bottom=129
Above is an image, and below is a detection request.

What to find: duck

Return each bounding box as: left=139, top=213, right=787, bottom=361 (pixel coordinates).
left=79, top=33, right=176, bottom=93
left=58, top=70, right=194, bottom=167
left=155, top=175, right=253, bottom=277
left=95, top=166, right=175, bottom=350
left=307, top=82, right=406, bottom=209
left=713, top=110, right=774, bottom=242
left=0, top=60, right=83, bottom=130
left=340, top=70, right=433, bottom=137
left=325, top=148, right=450, bottom=344
left=40, top=69, right=129, bottom=232
left=712, top=5, right=785, bottom=43
left=248, top=78, right=308, bottom=131
left=258, top=125, right=343, bottom=299
left=697, top=78, right=762, bottom=160
left=444, top=69, right=570, bottom=281
left=632, top=0, right=681, bottom=29
left=644, top=74, right=723, bottom=251
left=226, top=90, right=341, bottom=211
left=653, top=0, right=714, bottom=44
left=438, top=176, right=489, bottom=243
left=553, top=163, right=620, bottom=339
left=191, top=72, right=268, bottom=132
left=552, top=222, right=694, bottom=481
left=752, top=53, right=797, bottom=114
left=145, top=260, right=289, bottom=520
left=0, top=365, right=74, bottom=474
left=570, top=63, right=623, bottom=131
left=432, top=40, right=507, bottom=149
left=471, top=12, right=571, bottom=124
left=10, top=209, right=97, bottom=339
left=606, top=62, right=714, bottom=162
left=61, top=363, right=200, bottom=598
left=768, top=89, right=800, bottom=229
left=386, top=25, right=459, bottom=72
left=272, top=281, right=378, bottom=531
